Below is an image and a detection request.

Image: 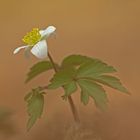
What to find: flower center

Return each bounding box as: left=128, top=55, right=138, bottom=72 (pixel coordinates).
left=22, top=28, right=41, bottom=46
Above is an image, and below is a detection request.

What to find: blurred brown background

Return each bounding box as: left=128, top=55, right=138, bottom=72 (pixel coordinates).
left=0, top=0, right=139, bottom=140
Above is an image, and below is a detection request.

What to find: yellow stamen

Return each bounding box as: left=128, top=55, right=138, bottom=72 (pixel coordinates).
left=22, top=28, right=41, bottom=46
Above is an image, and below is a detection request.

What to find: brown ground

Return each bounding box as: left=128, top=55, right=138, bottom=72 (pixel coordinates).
left=0, top=0, right=140, bottom=139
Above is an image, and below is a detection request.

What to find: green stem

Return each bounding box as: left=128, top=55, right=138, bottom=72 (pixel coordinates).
left=48, top=52, right=80, bottom=123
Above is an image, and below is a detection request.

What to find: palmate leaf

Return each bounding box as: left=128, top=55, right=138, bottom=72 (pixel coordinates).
left=25, top=88, right=44, bottom=131
left=26, top=61, right=53, bottom=83
left=78, top=79, right=108, bottom=110
left=93, top=75, right=129, bottom=94
left=47, top=68, right=77, bottom=89
left=47, top=54, right=128, bottom=111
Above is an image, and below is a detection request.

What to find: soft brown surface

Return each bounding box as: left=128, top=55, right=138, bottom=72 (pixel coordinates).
left=0, top=0, right=139, bottom=139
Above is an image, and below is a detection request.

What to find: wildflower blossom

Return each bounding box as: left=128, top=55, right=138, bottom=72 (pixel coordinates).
left=13, top=26, right=56, bottom=59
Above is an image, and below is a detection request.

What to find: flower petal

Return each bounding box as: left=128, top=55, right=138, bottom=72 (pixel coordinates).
left=13, top=46, right=28, bottom=54
left=31, top=40, right=48, bottom=59
left=40, top=26, right=56, bottom=39
left=24, top=47, right=31, bottom=58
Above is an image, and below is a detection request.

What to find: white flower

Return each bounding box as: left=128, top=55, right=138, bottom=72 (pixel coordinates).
left=13, top=26, right=56, bottom=59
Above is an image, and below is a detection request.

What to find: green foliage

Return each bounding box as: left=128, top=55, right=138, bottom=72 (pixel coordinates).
left=93, top=75, right=129, bottom=93
left=63, top=81, right=77, bottom=99
left=48, top=54, right=128, bottom=110
left=24, top=87, right=45, bottom=131
left=47, top=67, right=77, bottom=89
left=25, top=61, right=53, bottom=83
left=80, top=88, right=89, bottom=105
left=61, top=54, right=95, bottom=67
left=77, top=60, right=116, bottom=78
left=78, top=79, right=108, bottom=110
left=25, top=54, right=129, bottom=130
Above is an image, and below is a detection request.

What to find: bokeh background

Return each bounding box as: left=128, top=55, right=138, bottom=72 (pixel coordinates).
left=0, top=0, right=139, bottom=139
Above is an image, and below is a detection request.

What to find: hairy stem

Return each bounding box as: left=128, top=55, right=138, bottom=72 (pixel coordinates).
left=48, top=52, right=80, bottom=123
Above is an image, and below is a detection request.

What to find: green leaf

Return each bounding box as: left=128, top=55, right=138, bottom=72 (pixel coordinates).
left=80, top=90, right=89, bottom=105
left=26, top=61, right=53, bottom=83
left=25, top=88, right=44, bottom=131
left=61, top=54, right=98, bottom=67
left=63, top=81, right=77, bottom=99
left=77, top=61, right=116, bottom=78
left=24, top=91, right=33, bottom=101
left=48, top=68, right=77, bottom=89
left=93, top=75, right=129, bottom=94
left=78, top=79, right=108, bottom=110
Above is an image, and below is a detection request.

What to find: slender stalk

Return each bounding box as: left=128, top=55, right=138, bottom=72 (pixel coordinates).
left=48, top=52, right=58, bottom=73
left=67, top=96, right=80, bottom=123
left=48, top=52, right=80, bottom=123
